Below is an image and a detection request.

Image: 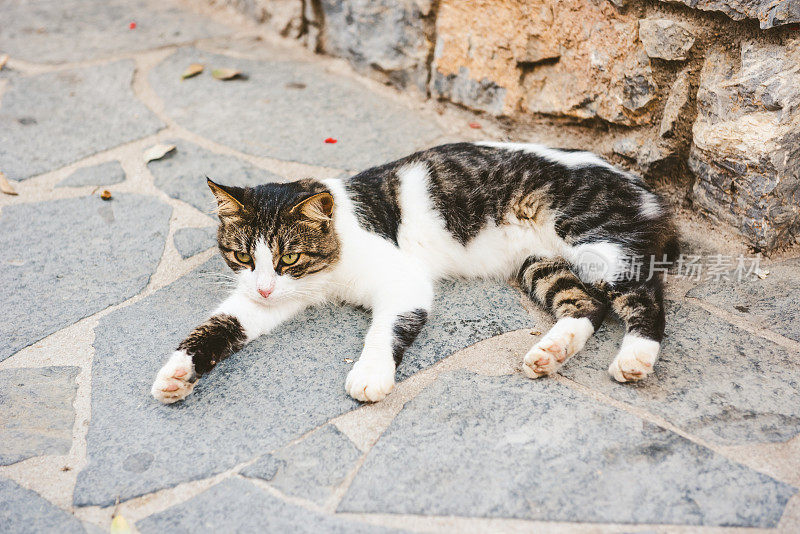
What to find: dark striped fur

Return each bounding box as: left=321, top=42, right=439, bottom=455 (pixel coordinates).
left=177, top=314, right=247, bottom=376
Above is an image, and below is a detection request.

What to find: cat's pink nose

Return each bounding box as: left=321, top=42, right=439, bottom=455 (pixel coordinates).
left=258, top=287, right=273, bottom=299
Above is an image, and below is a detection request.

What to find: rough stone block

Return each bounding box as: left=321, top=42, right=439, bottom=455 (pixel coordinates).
left=314, top=0, right=434, bottom=92
left=74, top=256, right=533, bottom=506
left=0, top=195, right=171, bottom=362
left=432, top=0, right=654, bottom=125
left=0, top=61, right=164, bottom=180
left=137, top=477, right=403, bottom=533
left=149, top=48, right=444, bottom=171
left=340, top=369, right=795, bottom=526
left=241, top=424, right=361, bottom=505
left=659, top=68, right=691, bottom=138
left=638, top=19, right=695, bottom=61
left=690, top=39, right=800, bottom=250
left=659, top=0, right=799, bottom=29
left=56, top=161, right=126, bottom=188
left=0, top=367, right=80, bottom=465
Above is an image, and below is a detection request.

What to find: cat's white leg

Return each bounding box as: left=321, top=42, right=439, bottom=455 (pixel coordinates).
left=522, top=317, right=595, bottom=378
left=345, top=278, right=433, bottom=403
left=345, top=307, right=429, bottom=402
left=608, top=335, right=660, bottom=382
left=151, top=292, right=308, bottom=404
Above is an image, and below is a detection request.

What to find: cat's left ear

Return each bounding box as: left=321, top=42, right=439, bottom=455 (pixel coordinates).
left=290, top=191, right=334, bottom=222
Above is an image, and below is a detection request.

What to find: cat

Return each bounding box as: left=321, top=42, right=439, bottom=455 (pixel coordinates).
left=152, top=142, right=677, bottom=404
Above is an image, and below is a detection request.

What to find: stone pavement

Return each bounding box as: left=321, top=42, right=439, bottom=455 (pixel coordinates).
left=1, top=1, right=800, bottom=532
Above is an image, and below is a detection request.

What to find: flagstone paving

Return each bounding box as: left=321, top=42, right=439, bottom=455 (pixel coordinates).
left=0, top=367, right=79, bottom=465
left=56, top=161, right=126, bottom=189
left=149, top=47, right=446, bottom=170
left=1, top=1, right=799, bottom=532
left=686, top=257, right=800, bottom=343
left=74, top=257, right=532, bottom=506
left=561, top=302, right=800, bottom=446
left=147, top=139, right=284, bottom=213
left=172, top=226, right=216, bottom=259
left=240, top=424, right=362, bottom=506
left=0, top=478, right=86, bottom=534
left=340, top=370, right=794, bottom=527
left=0, top=195, right=171, bottom=361
left=0, top=60, right=164, bottom=181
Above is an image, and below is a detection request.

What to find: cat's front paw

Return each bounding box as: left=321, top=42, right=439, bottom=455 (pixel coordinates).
left=151, top=350, right=197, bottom=404
left=608, top=336, right=660, bottom=383
left=345, top=357, right=395, bottom=403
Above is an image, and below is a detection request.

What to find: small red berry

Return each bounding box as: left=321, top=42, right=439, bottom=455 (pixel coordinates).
left=468, top=122, right=481, bottom=129
left=129, top=22, right=137, bottom=30
left=324, top=137, right=337, bottom=144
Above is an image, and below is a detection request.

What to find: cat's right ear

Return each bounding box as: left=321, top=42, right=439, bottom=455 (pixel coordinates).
left=207, top=177, right=245, bottom=218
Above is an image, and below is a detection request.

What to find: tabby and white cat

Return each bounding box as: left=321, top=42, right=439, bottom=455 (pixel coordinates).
left=152, top=142, right=677, bottom=404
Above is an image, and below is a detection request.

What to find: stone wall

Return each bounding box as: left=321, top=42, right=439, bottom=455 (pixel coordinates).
left=204, top=0, right=799, bottom=252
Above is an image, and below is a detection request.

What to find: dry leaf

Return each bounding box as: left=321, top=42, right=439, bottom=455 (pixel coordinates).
left=110, top=513, right=131, bottom=534
left=181, top=63, right=204, bottom=79
left=755, top=268, right=770, bottom=280
left=0, top=54, right=8, bottom=71
left=343, top=358, right=354, bottom=363
left=0, top=171, right=18, bottom=196
left=211, top=68, right=243, bottom=80
left=100, top=190, right=112, bottom=201
left=530, top=330, right=542, bottom=336
left=143, top=143, right=176, bottom=162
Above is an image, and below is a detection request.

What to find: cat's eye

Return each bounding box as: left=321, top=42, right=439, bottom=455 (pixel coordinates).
left=281, top=253, right=300, bottom=265
left=234, top=251, right=252, bottom=264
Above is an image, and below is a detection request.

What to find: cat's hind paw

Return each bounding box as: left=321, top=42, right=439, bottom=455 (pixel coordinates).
left=152, top=350, right=197, bottom=404
left=522, top=317, right=594, bottom=378
left=608, top=335, right=660, bottom=383
left=345, top=357, right=395, bottom=403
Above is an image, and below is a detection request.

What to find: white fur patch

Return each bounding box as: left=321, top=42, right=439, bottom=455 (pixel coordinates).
left=608, top=335, right=661, bottom=382
left=639, top=190, right=662, bottom=219
left=569, top=241, right=627, bottom=284
left=476, top=141, right=617, bottom=171
left=522, top=317, right=594, bottom=378
left=152, top=350, right=196, bottom=404
left=394, top=162, right=568, bottom=280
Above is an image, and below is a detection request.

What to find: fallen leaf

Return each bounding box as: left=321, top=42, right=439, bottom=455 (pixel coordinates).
left=285, top=82, right=306, bottom=89
left=143, top=143, right=176, bottom=162
left=128, top=22, right=136, bottom=30
left=110, top=513, right=131, bottom=534
left=0, top=54, right=8, bottom=71
left=468, top=122, right=482, bottom=129
left=211, top=68, right=243, bottom=80
left=530, top=330, right=542, bottom=336
left=324, top=137, right=337, bottom=144
left=755, top=268, right=770, bottom=279
left=0, top=172, right=18, bottom=196
left=181, top=63, right=204, bottom=80
left=100, top=190, right=112, bottom=201
left=343, top=358, right=354, bottom=363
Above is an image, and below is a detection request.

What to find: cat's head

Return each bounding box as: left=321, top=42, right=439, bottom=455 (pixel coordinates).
left=207, top=177, right=341, bottom=304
